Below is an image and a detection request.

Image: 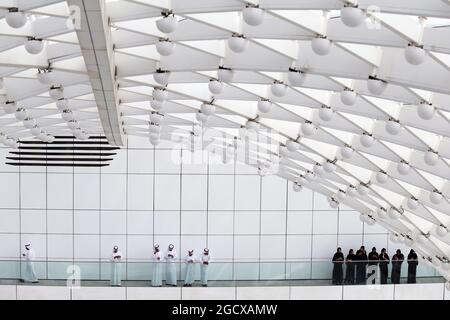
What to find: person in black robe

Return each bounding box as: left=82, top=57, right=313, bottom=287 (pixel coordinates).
left=367, top=247, right=379, bottom=284
left=355, top=246, right=368, bottom=284
left=391, top=249, right=404, bottom=284
left=378, top=248, right=390, bottom=284
left=331, top=247, right=344, bottom=285
left=344, top=249, right=355, bottom=284
left=407, top=249, right=418, bottom=283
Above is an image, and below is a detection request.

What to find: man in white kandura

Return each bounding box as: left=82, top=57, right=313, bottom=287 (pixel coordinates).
left=110, top=245, right=122, bottom=287
left=152, top=244, right=163, bottom=287
left=21, top=244, right=38, bottom=283
left=200, top=248, right=211, bottom=287
left=183, top=249, right=198, bottom=287
left=165, top=244, right=177, bottom=286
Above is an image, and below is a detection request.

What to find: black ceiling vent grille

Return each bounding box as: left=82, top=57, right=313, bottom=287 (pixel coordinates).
left=6, top=136, right=119, bottom=167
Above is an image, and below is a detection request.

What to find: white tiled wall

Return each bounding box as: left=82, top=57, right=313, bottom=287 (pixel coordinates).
left=0, top=136, right=395, bottom=280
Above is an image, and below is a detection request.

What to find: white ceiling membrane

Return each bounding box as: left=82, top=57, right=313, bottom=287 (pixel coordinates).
left=2, top=0, right=450, bottom=279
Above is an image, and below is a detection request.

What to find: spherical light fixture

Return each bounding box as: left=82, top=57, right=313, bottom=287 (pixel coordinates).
left=150, top=112, right=164, bottom=125
left=257, top=99, right=272, bottom=113
left=49, top=86, right=64, bottom=100
left=313, top=163, right=324, bottom=177
left=4, top=101, right=17, bottom=114
left=286, top=139, right=300, bottom=152
left=30, top=125, right=42, bottom=136
left=397, top=162, right=411, bottom=175
left=390, top=233, right=400, bottom=243
left=323, top=162, right=336, bottom=173
left=360, top=133, right=375, bottom=148
left=36, top=69, right=55, bottom=85
left=340, top=145, right=354, bottom=159
left=340, top=6, right=365, bottom=28
left=292, top=183, right=303, bottom=192
left=366, top=217, right=376, bottom=226
left=208, top=80, right=223, bottom=95
left=288, top=69, right=305, bottom=86
left=417, top=103, right=435, bottom=120
left=424, top=151, right=439, bottom=166
left=436, top=225, right=448, bottom=238
left=153, top=88, right=168, bottom=102
left=153, top=70, right=170, bottom=86
left=388, top=207, right=402, bottom=220
left=156, top=40, right=175, bottom=56
left=318, top=106, right=334, bottom=121
left=24, top=39, right=44, bottom=55
left=149, top=123, right=161, bottom=134
left=156, top=15, right=178, bottom=34
left=23, top=118, right=35, bottom=129
left=228, top=35, right=249, bottom=53
left=300, top=121, right=315, bottom=136
left=151, top=100, right=165, bottom=111
left=385, top=119, right=401, bottom=135
left=67, top=120, right=78, bottom=130
left=245, top=120, right=260, bottom=132
left=407, top=197, right=419, bottom=210
left=311, top=37, right=332, bottom=56
left=340, top=89, right=357, bottom=106
left=61, top=110, right=75, bottom=122
left=200, top=103, right=216, bottom=116
left=56, top=99, right=68, bottom=111
left=430, top=191, right=443, bottom=205
left=14, top=107, right=27, bottom=121
left=196, top=112, right=208, bottom=124
left=329, top=198, right=339, bottom=209
left=305, top=171, right=316, bottom=182
left=367, top=77, right=387, bottom=95
left=6, top=138, right=19, bottom=149
left=6, top=9, right=27, bottom=29
left=217, top=68, right=234, bottom=83
left=346, top=186, right=358, bottom=198
left=376, top=207, right=388, bottom=219
left=242, top=6, right=265, bottom=26
left=270, top=82, right=287, bottom=97
left=376, top=171, right=389, bottom=184
left=416, top=233, right=428, bottom=245
left=296, top=176, right=308, bottom=186
left=357, top=184, right=369, bottom=196
left=336, top=190, right=347, bottom=201
left=404, top=44, right=426, bottom=65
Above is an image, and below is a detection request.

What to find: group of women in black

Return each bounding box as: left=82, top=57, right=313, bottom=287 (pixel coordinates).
left=332, top=246, right=419, bottom=285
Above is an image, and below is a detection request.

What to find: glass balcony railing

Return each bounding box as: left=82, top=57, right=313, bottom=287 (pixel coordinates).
left=0, top=259, right=443, bottom=287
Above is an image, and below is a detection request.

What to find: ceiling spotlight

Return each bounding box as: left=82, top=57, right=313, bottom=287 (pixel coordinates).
left=340, top=5, right=365, bottom=27
left=4, top=101, right=17, bottom=114
left=49, top=86, right=64, bottom=100
left=388, top=207, right=402, bottom=220
left=367, top=77, right=387, bottom=95
left=257, top=99, right=272, bottom=113
left=417, top=102, right=435, bottom=120
left=340, top=89, right=357, bottom=106
left=153, top=70, right=170, bottom=86
left=23, top=118, right=36, bottom=129
left=228, top=35, right=249, bottom=53
left=311, top=37, right=332, bottom=56
left=151, top=100, right=165, bottom=111
left=300, top=121, right=315, bottom=136
left=292, top=183, right=303, bottom=192
left=242, top=6, right=265, bottom=26
left=313, top=163, right=324, bottom=177
left=397, top=161, right=411, bottom=175
left=30, top=125, right=42, bottom=136
left=61, top=109, right=75, bottom=122
left=156, top=39, right=175, bottom=56
left=424, top=150, right=439, bottom=166
left=286, top=139, right=300, bottom=152
left=153, top=88, right=168, bottom=102
left=340, top=145, right=354, bottom=159
left=6, top=8, right=27, bottom=29
left=36, top=69, right=55, bottom=85
left=323, top=161, right=336, bottom=173
left=24, top=38, right=44, bottom=55
left=360, top=133, right=375, bottom=148
left=217, top=67, right=234, bottom=83
left=407, top=197, right=420, bottom=210
left=208, top=79, right=224, bottom=95
left=156, top=14, right=178, bottom=34
left=200, top=103, right=216, bottom=116
left=287, top=68, right=305, bottom=86
left=196, top=111, right=209, bottom=124
left=270, top=82, right=287, bottom=97
left=318, top=106, right=334, bottom=121
left=430, top=191, right=444, bottom=205
left=404, top=44, right=426, bottom=65
left=14, top=107, right=27, bottom=121
left=385, top=119, right=401, bottom=135
left=375, top=171, right=389, bottom=184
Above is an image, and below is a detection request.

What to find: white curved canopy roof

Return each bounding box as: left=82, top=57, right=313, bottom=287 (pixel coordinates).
left=1, top=0, right=450, bottom=278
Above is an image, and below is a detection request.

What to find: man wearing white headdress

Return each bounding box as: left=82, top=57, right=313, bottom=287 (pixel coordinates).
left=21, top=244, right=38, bottom=283
left=110, top=245, right=123, bottom=286
left=165, top=244, right=177, bottom=286
left=152, top=244, right=163, bottom=287
left=183, top=249, right=198, bottom=287
left=200, top=248, right=211, bottom=287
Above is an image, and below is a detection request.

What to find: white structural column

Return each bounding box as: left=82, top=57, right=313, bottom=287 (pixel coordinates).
left=67, top=0, right=125, bottom=146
